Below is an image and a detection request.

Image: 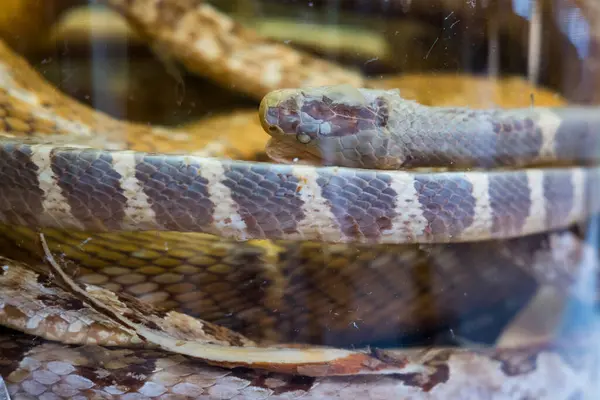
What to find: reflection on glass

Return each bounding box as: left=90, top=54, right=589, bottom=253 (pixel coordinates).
left=0, top=0, right=597, bottom=398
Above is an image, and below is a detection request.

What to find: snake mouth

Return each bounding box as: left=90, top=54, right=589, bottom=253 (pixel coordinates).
left=260, top=90, right=325, bottom=166
left=265, top=138, right=322, bottom=166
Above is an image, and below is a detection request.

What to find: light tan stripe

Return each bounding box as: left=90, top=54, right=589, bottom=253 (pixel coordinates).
left=291, top=164, right=343, bottom=242
left=567, top=167, right=586, bottom=224
left=198, top=159, right=250, bottom=240
left=459, top=173, right=493, bottom=241
left=382, top=172, right=427, bottom=242
left=535, top=109, right=563, bottom=160
left=111, top=151, right=159, bottom=230
left=521, top=169, right=546, bottom=236
left=29, top=144, right=85, bottom=230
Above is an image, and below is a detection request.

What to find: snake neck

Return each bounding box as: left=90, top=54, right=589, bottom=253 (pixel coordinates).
left=387, top=102, right=600, bottom=169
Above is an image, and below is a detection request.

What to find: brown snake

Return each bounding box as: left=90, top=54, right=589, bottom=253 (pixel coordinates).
left=0, top=0, right=599, bottom=398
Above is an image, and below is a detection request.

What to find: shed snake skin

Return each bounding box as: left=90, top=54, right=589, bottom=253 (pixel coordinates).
left=0, top=0, right=599, bottom=398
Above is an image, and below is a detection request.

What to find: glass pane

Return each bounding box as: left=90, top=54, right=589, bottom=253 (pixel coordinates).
left=0, top=0, right=598, bottom=398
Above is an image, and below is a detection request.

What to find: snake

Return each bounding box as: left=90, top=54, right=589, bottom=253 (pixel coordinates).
left=0, top=0, right=599, bottom=398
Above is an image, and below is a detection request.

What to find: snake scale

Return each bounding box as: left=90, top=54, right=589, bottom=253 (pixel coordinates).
left=0, top=0, right=599, bottom=398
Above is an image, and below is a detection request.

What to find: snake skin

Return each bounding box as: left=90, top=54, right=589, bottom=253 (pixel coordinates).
left=2, top=328, right=598, bottom=399
left=0, top=0, right=598, bottom=398
left=0, top=254, right=598, bottom=399
left=103, top=0, right=366, bottom=101
left=1, top=67, right=599, bottom=244
left=0, top=224, right=592, bottom=347
left=0, top=131, right=598, bottom=245
left=0, top=79, right=598, bottom=397
left=261, top=86, right=600, bottom=169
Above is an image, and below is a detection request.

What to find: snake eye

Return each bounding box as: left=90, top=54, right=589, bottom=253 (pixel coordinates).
left=296, top=133, right=311, bottom=144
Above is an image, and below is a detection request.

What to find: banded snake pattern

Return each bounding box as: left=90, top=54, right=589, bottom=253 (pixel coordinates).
left=0, top=0, right=599, bottom=398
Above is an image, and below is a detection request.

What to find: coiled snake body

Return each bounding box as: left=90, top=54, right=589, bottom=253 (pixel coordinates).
left=2, top=84, right=600, bottom=244
left=0, top=0, right=599, bottom=398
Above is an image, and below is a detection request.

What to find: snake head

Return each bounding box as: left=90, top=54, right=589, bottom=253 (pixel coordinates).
left=259, top=85, right=401, bottom=169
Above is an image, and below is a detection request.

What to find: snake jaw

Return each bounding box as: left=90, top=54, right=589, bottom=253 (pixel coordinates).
left=264, top=138, right=322, bottom=166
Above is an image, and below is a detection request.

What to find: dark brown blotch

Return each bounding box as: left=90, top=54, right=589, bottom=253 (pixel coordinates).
left=76, top=347, right=158, bottom=392
left=489, top=172, right=530, bottom=236
left=543, top=171, right=574, bottom=229
left=383, top=350, right=451, bottom=392
left=0, top=331, right=38, bottom=378
left=135, top=154, right=214, bottom=231
left=492, top=112, right=543, bottom=165
left=200, top=322, right=247, bottom=347
left=414, top=175, right=475, bottom=239
left=292, top=96, right=390, bottom=138
left=223, top=164, right=304, bottom=238
left=492, top=122, right=501, bottom=134
left=317, top=170, right=396, bottom=239
left=244, top=371, right=316, bottom=395
left=388, top=366, right=450, bottom=392
left=51, top=149, right=127, bottom=230
left=524, top=118, right=534, bottom=129
left=36, top=272, right=55, bottom=288
left=37, top=294, right=85, bottom=312
left=374, top=97, right=390, bottom=127
left=514, top=120, right=523, bottom=130
left=0, top=142, right=44, bottom=226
